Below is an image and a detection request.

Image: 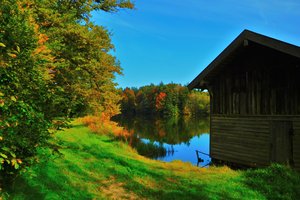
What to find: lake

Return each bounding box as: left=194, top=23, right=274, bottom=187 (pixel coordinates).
left=112, top=116, right=211, bottom=167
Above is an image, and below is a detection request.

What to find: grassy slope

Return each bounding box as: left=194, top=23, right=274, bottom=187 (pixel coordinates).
left=2, top=122, right=300, bottom=200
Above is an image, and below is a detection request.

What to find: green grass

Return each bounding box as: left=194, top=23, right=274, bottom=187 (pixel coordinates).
left=1, top=121, right=299, bottom=199
left=244, top=164, right=300, bottom=200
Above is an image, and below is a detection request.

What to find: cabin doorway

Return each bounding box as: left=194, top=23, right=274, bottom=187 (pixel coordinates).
left=270, top=121, right=293, bottom=165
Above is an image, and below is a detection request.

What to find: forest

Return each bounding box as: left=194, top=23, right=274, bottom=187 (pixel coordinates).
left=120, top=83, right=210, bottom=117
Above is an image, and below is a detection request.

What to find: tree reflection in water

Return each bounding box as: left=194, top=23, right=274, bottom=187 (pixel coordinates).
left=112, top=115, right=210, bottom=166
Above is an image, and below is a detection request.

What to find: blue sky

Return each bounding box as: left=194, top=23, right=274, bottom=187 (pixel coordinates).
left=92, top=0, right=300, bottom=88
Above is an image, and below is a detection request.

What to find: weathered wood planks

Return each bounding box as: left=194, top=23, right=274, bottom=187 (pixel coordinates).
left=211, top=116, right=300, bottom=170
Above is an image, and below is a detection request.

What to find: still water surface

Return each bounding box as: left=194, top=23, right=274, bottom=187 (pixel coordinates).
left=113, top=116, right=211, bottom=167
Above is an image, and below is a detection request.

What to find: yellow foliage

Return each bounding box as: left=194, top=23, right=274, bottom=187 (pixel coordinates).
left=79, top=115, right=133, bottom=140
left=38, top=33, right=49, bottom=45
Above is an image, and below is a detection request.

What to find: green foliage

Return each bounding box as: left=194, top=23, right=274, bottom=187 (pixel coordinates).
left=94, top=0, right=134, bottom=12
left=0, top=146, right=20, bottom=171
left=0, top=0, right=134, bottom=179
left=184, top=90, right=210, bottom=116
left=244, top=164, right=300, bottom=200
left=120, top=83, right=210, bottom=118
left=29, top=0, right=133, bottom=118
left=0, top=101, right=50, bottom=174
left=0, top=0, right=51, bottom=176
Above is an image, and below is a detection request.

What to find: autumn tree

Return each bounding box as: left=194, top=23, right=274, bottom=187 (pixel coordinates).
left=28, top=0, right=134, bottom=118
left=155, top=92, right=167, bottom=112
left=0, top=0, right=52, bottom=177
left=120, top=83, right=210, bottom=118
left=183, top=91, right=210, bottom=116
left=0, top=0, right=134, bottom=178
left=121, top=87, right=136, bottom=114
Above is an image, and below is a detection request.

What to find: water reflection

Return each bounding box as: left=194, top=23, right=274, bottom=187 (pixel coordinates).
left=113, top=116, right=211, bottom=167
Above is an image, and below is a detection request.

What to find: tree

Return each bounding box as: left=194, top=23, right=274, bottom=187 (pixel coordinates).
left=119, top=83, right=210, bottom=118
left=155, top=92, right=167, bottom=112
left=17, top=0, right=134, bottom=119
left=184, top=91, right=210, bottom=116
left=0, top=0, right=134, bottom=178
left=94, top=0, right=134, bottom=12
left=0, top=0, right=51, bottom=176
left=121, top=88, right=136, bottom=114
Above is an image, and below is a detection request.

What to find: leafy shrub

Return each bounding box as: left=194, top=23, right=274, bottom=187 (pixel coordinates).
left=79, top=115, right=133, bottom=140
left=0, top=99, right=50, bottom=176
left=0, top=1, right=51, bottom=179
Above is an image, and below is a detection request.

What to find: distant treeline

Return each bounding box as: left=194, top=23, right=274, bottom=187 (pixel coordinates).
left=120, top=83, right=210, bottom=117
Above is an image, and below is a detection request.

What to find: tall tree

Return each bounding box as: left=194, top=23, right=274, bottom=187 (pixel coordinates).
left=0, top=0, right=52, bottom=176
left=28, top=0, right=133, bottom=118
left=0, top=0, right=134, bottom=177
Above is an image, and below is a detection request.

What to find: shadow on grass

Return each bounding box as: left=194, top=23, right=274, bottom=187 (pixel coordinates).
left=244, top=164, right=300, bottom=200
left=3, top=176, right=46, bottom=200
left=7, top=160, right=96, bottom=199
left=102, top=138, right=117, bottom=143
left=69, top=123, right=86, bottom=129
left=123, top=176, right=208, bottom=200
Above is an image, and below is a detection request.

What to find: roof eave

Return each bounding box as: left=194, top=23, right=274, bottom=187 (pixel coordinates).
left=188, top=29, right=300, bottom=90
left=188, top=30, right=246, bottom=90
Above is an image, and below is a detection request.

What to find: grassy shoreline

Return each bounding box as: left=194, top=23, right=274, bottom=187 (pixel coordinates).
left=1, top=121, right=299, bottom=199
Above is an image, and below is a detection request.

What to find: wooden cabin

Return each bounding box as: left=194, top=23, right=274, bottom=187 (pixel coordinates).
left=188, top=30, right=300, bottom=170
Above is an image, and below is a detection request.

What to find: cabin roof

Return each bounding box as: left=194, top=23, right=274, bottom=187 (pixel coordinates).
left=188, top=29, right=300, bottom=90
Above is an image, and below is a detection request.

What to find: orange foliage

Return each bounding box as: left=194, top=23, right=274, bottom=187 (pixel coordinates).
left=38, top=33, right=49, bottom=45
left=33, top=45, right=46, bottom=55
left=158, top=129, right=166, bottom=137
left=8, top=53, right=17, bottom=58
left=17, top=1, right=33, bottom=12
left=122, top=88, right=135, bottom=101
left=124, top=88, right=135, bottom=96
left=155, top=92, right=167, bottom=110
left=32, top=34, right=51, bottom=56
left=79, top=115, right=133, bottom=140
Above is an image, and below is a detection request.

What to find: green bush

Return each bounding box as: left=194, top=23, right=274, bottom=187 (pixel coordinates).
left=0, top=0, right=51, bottom=178
left=0, top=100, right=50, bottom=175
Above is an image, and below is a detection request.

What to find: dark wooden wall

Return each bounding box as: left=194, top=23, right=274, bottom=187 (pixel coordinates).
left=294, top=121, right=300, bottom=171
left=207, top=44, right=300, bottom=170
left=211, top=116, right=270, bottom=166
left=209, top=44, right=300, bottom=116
left=211, top=115, right=300, bottom=170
